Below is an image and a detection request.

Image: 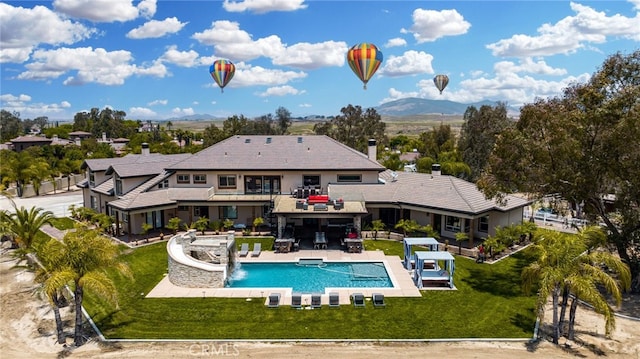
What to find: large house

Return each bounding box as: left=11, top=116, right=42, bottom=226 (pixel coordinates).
left=79, top=135, right=529, bottom=244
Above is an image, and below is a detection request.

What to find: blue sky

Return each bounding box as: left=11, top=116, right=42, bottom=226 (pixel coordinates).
left=1, top=0, right=639, bottom=120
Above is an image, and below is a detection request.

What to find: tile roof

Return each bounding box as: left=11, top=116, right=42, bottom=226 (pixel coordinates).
left=167, top=135, right=386, bottom=171
left=328, top=170, right=530, bottom=216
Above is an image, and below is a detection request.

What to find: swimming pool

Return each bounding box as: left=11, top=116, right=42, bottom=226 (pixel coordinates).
left=226, top=260, right=394, bottom=293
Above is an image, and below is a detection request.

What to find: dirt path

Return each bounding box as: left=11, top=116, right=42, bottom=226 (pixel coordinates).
left=1, top=250, right=639, bottom=359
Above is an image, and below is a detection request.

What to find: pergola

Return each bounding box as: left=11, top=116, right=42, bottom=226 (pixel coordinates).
left=403, top=237, right=440, bottom=270
left=413, top=250, right=455, bottom=289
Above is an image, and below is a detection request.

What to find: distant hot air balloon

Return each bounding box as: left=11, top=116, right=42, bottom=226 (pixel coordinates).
left=433, top=74, right=449, bottom=94
left=347, top=43, right=383, bottom=90
left=209, top=59, right=235, bottom=93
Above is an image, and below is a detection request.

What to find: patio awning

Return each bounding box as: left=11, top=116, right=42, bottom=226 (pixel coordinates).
left=403, top=237, right=439, bottom=270
left=413, top=250, right=455, bottom=289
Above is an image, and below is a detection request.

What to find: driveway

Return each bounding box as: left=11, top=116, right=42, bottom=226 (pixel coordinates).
left=0, top=190, right=83, bottom=218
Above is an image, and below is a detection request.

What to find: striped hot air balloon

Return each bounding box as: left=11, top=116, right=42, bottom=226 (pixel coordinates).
left=347, top=43, right=383, bottom=90
left=209, top=59, right=236, bottom=93
left=433, top=74, right=449, bottom=94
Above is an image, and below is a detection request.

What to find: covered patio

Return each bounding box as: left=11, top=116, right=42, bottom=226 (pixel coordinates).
left=403, top=237, right=440, bottom=270
left=413, top=250, right=455, bottom=289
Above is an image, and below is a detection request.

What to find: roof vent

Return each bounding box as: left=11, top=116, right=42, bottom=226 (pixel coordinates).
left=297, top=137, right=303, bottom=143
left=266, top=137, right=272, bottom=144
left=245, top=139, right=251, bottom=143
left=391, top=172, right=398, bottom=182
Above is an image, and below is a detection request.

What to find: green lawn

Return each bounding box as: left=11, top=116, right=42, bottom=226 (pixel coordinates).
left=84, top=239, right=537, bottom=340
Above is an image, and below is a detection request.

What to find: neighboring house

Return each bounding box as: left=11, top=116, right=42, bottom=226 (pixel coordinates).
left=79, top=136, right=529, bottom=242
left=9, top=135, right=53, bottom=152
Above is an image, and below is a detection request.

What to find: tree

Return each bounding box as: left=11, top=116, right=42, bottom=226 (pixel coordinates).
left=194, top=216, right=209, bottom=235
left=28, top=158, right=51, bottom=196
left=418, top=123, right=470, bottom=177
left=455, top=232, right=469, bottom=255
left=252, top=217, right=264, bottom=233
left=0, top=110, right=24, bottom=142
left=479, top=50, right=640, bottom=290
left=457, top=103, right=512, bottom=181
left=370, top=219, right=385, bottom=240
left=167, top=217, right=181, bottom=235
left=394, top=219, right=421, bottom=237
left=202, top=123, right=228, bottom=148
left=3, top=205, right=54, bottom=253
left=313, top=105, right=387, bottom=154
left=141, top=222, right=152, bottom=243
left=275, top=106, right=292, bottom=135
left=38, top=224, right=131, bottom=347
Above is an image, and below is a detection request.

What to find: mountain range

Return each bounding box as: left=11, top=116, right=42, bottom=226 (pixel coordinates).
left=164, top=98, right=504, bottom=121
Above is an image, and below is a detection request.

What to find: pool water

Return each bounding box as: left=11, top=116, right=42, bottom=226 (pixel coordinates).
left=226, top=261, right=393, bottom=293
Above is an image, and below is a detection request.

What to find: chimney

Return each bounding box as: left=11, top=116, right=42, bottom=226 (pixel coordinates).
left=431, top=164, right=441, bottom=176
left=367, top=139, right=377, bottom=162
left=75, top=138, right=81, bottom=146
left=141, top=142, right=150, bottom=155
left=102, top=132, right=107, bottom=142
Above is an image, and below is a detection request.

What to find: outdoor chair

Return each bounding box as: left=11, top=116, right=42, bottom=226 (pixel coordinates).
left=268, top=293, right=280, bottom=308
left=311, top=294, right=322, bottom=309
left=291, top=293, right=302, bottom=309
left=372, top=293, right=386, bottom=308
left=251, top=243, right=262, bottom=257
left=329, top=292, right=340, bottom=307
left=238, top=243, right=249, bottom=257
left=351, top=293, right=365, bottom=308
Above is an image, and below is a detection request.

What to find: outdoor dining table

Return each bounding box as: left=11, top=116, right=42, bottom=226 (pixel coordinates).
left=274, top=238, right=293, bottom=253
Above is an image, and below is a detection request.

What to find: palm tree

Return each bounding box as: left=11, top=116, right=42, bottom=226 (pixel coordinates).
left=40, top=224, right=132, bottom=347
left=522, top=232, right=576, bottom=344
left=395, top=219, right=420, bottom=237
left=371, top=219, right=385, bottom=240
left=3, top=205, right=54, bottom=255
left=455, top=231, right=469, bottom=255
left=33, top=239, right=68, bottom=344
left=560, top=226, right=631, bottom=339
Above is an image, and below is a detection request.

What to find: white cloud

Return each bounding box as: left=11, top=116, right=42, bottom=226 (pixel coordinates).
left=0, top=3, right=95, bottom=63
left=272, top=41, right=347, bottom=69
left=193, top=20, right=345, bottom=70
left=127, top=17, right=187, bottom=39
left=148, top=99, right=168, bottom=106
left=17, top=47, right=167, bottom=85
left=53, top=0, right=156, bottom=22
left=0, top=93, right=73, bottom=117
left=401, top=8, right=471, bottom=43
left=231, top=62, right=307, bottom=87
left=129, top=107, right=157, bottom=118
left=385, top=38, right=407, bottom=48
left=160, top=45, right=199, bottom=67
left=222, top=0, right=307, bottom=14
left=257, top=85, right=305, bottom=97
left=487, top=2, right=640, bottom=57
left=494, top=58, right=567, bottom=76
left=378, top=50, right=434, bottom=77
left=172, top=107, right=195, bottom=116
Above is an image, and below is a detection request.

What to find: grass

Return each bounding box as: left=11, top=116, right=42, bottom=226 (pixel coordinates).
left=83, top=238, right=537, bottom=340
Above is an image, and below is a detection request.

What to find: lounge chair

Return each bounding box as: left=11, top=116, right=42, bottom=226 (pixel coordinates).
left=372, top=293, right=386, bottom=308
left=351, top=293, right=365, bottom=308
left=329, top=292, right=340, bottom=307
left=311, top=294, right=322, bottom=309
left=251, top=242, right=262, bottom=257
left=291, top=293, right=302, bottom=309
left=267, top=293, right=280, bottom=308
left=238, top=243, right=249, bottom=257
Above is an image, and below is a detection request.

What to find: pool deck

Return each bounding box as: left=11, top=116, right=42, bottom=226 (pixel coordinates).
left=146, top=249, right=422, bottom=306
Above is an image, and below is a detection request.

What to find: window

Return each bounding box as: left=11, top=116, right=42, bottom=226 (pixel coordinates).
left=158, top=179, right=169, bottom=189
left=90, top=196, right=98, bottom=211
left=178, top=206, right=189, bottom=212
left=193, top=174, right=207, bottom=184
left=445, top=216, right=461, bottom=232
left=177, top=174, right=190, bottom=184
left=220, top=205, right=237, bottom=219
left=122, top=212, right=129, bottom=223
left=115, top=178, right=123, bottom=196
left=218, top=175, right=236, bottom=189
left=478, top=216, right=489, bottom=233
left=303, top=175, right=320, bottom=187
left=89, top=171, right=95, bottom=187
left=337, top=174, right=362, bottom=183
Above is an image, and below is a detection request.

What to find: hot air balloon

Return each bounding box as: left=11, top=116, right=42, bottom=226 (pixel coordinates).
left=347, top=43, right=383, bottom=90
left=433, top=74, right=449, bottom=94
left=209, top=59, right=235, bottom=93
